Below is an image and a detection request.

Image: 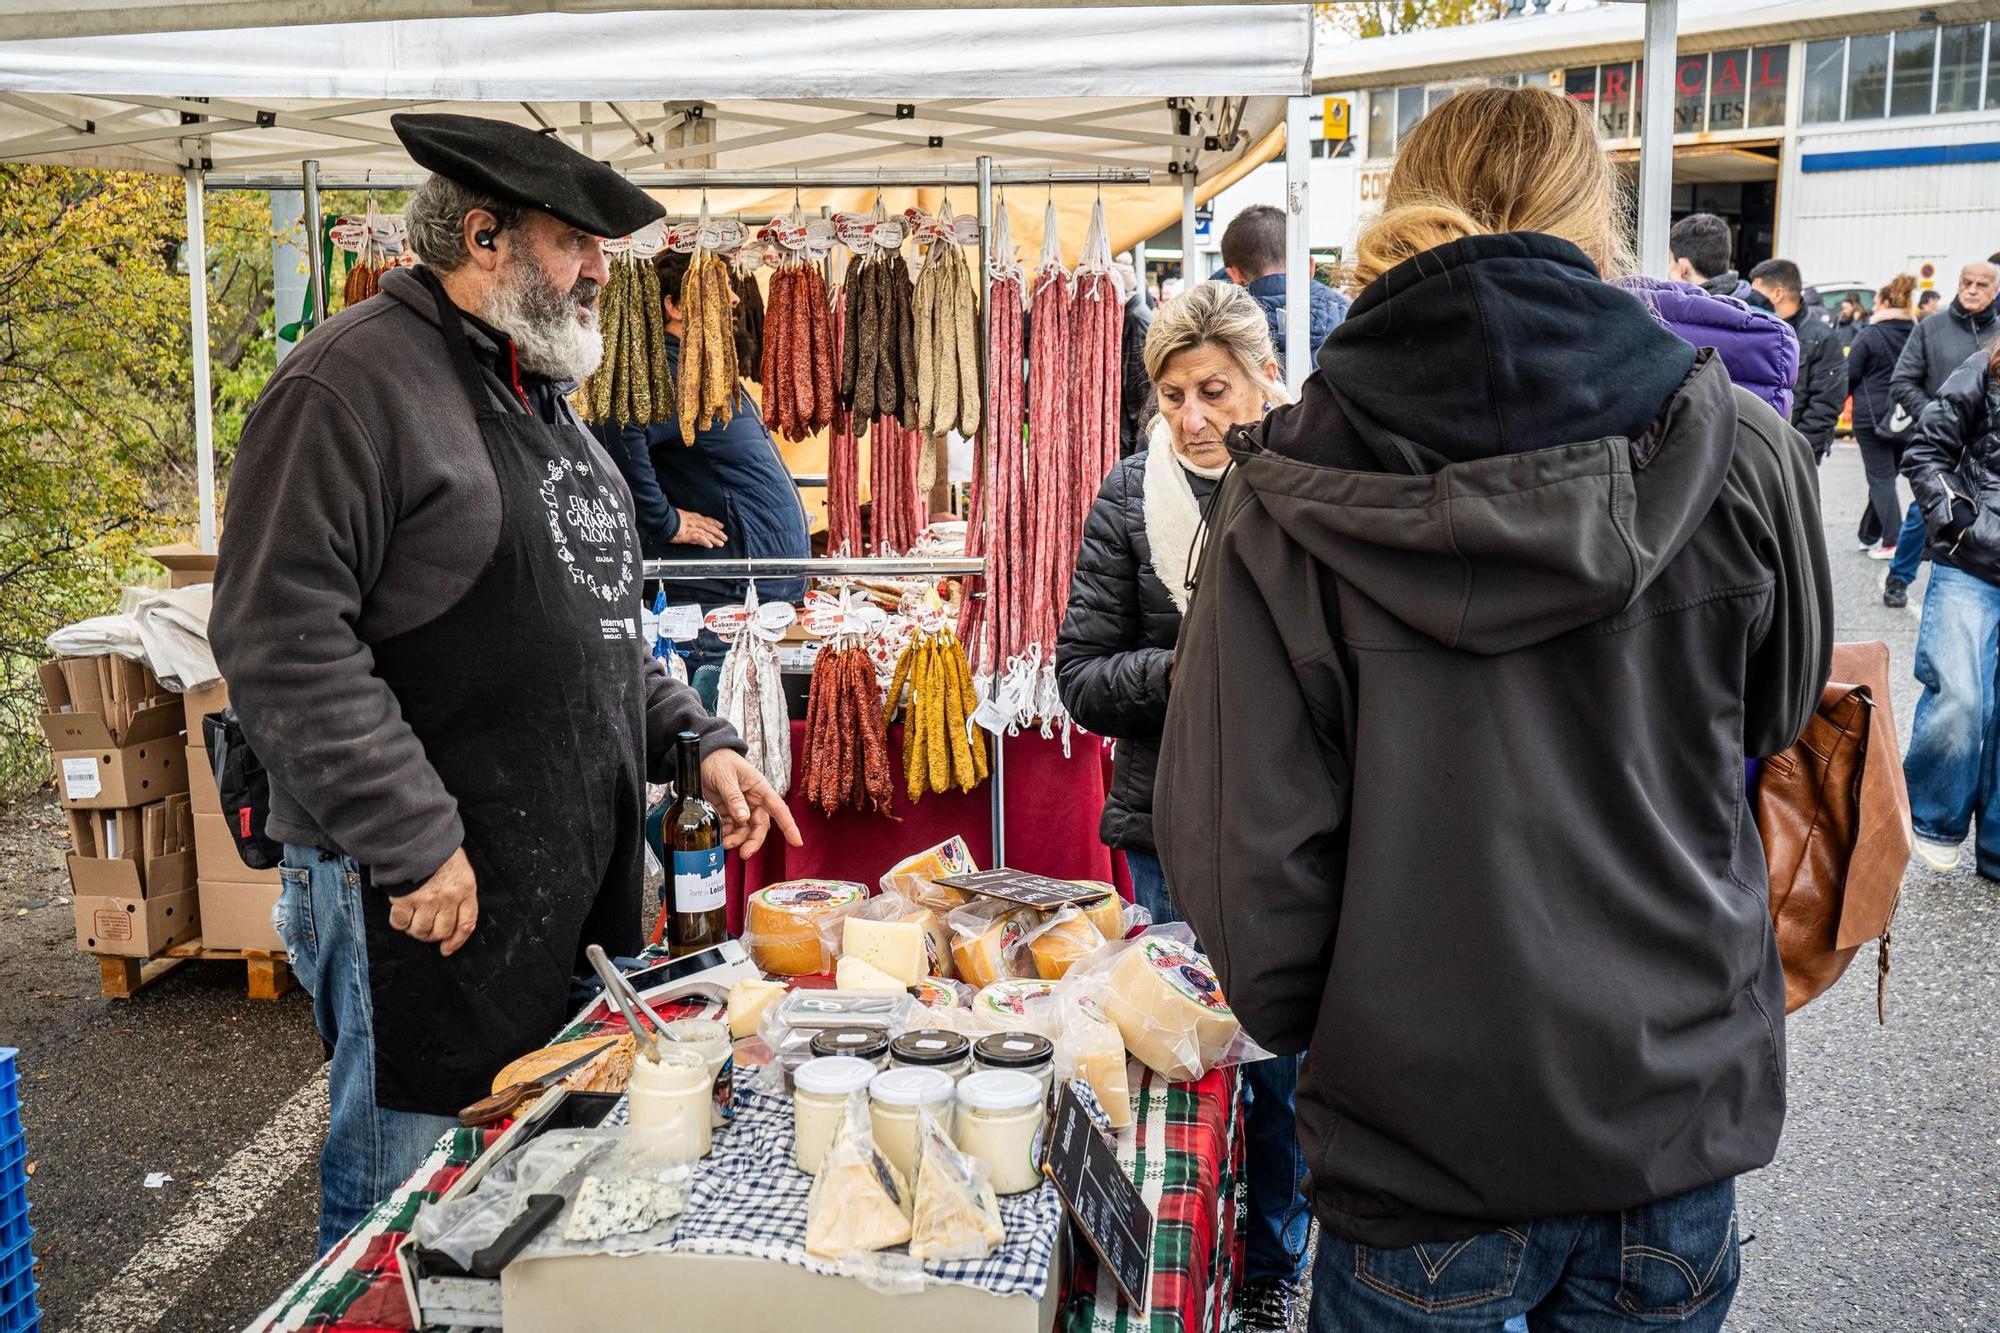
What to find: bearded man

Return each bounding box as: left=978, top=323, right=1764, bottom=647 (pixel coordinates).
left=211, top=114, right=799, bottom=1253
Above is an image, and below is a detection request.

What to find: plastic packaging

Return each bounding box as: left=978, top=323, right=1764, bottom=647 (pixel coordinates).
left=1053, top=990, right=1133, bottom=1130
left=970, top=978, right=1062, bottom=1036
left=758, top=989, right=919, bottom=1093
left=805, top=1095, right=914, bottom=1258
left=1066, top=923, right=1269, bottom=1082
left=946, top=897, right=1043, bottom=989
left=1021, top=905, right=1106, bottom=980
left=822, top=891, right=956, bottom=980
left=412, top=1128, right=614, bottom=1268
left=910, top=976, right=972, bottom=1012
left=562, top=1132, right=699, bottom=1245
left=878, top=836, right=979, bottom=913
left=742, top=880, right=868, bottom=975
left=908, top=1106, right=1005, bottom=1262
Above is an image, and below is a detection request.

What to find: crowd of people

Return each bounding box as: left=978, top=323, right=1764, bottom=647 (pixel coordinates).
left=209, top=83, right=2000, bottom=1332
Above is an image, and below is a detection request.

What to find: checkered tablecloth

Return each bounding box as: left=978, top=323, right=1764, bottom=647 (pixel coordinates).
left=249, top=992, right=1244, bottom=1332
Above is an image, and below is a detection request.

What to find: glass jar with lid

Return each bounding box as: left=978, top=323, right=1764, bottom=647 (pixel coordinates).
left=972, top=1032, right=1054, bottom=1102
left=889, top=1029, right=973, bottom=1080
left=867, top=1066, right=956, bottom=1186
left=792, top=1055, right=877, bottom=1175
left=954, top=1069, right=1046, bottom=1195
left=628, top=1044, right=713, bottom=1161
left=808, top=1026, right=891, bottom=1068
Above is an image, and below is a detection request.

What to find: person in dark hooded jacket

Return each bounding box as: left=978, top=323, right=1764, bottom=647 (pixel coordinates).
left=1156, top=86, right=1830, bottom=1331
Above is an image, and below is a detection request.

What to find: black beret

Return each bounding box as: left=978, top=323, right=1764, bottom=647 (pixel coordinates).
left=391, top=112, right=663, bottom=240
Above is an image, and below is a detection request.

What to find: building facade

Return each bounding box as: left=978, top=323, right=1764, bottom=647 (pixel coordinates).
left=1200, top=0, right=2000, bottom=296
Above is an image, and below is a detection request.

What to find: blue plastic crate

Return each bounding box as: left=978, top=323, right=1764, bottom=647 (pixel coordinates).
left=0, top=1137, right=20, bottom=1182
left=0, top=1284, right=36, bottom=1333
left=0, top=1240, right=27, bottom=1288
left=0, top=1193, right=24, bottom=1252
left=0, top=1263, right=29, bottom=1321
left=0, top=1110, right=15, bottom=1149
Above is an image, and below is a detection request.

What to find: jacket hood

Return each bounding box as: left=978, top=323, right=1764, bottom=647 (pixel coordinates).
left=1237, top=233, right=1731, bottom=655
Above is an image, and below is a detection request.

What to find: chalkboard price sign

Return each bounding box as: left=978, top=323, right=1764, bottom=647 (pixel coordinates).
left=934, top=868, right=1108, bottom=912
left=1043, top=1082, right=1152, bottom=1312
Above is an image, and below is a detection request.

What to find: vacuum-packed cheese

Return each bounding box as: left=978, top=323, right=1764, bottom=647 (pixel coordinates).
left=1028, top=911, right=1105, bottom=980
left=804, top=1117, right=913, bottom=1258
left=1100, top=936, right=1240, bottom=1081
left=1076, top=889, right=1125, bottom=943
left=745, top=881, right=864, bottom=975
left=950, top=906, right=1036, bottom=990
left=835, top=954, right=910, bottom=994
left=1068, top=998, right=1133, bottom=1130
left=910, top=977, right=965, bottom=1010
left=882, top=837, right=978, bottom=910
left=910, top=906, right=955, bottom=979
left=908, top=1113, right=1004, bottom=1261
left=727, top=977, right=787, bottom=1039
left=842, top=915, right=928, bottom=986
left=972, top=979, right=1058, bottom=1034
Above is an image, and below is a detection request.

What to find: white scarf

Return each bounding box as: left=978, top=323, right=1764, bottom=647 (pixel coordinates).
left=1142, top=418, right=1225, bottom=613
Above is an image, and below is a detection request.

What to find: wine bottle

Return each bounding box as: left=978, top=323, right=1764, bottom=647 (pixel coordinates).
left=667, top=730, right=727, bottom=956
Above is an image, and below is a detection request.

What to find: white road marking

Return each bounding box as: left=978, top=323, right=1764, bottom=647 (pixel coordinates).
left=72, top=1069, right=329, bottom=1333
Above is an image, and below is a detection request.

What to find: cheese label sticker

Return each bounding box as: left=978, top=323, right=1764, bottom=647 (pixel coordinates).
left=911, top=979, right=957, bottom=1009
left=763, top=882, right=863, bottom=912
left=979, top=980, right=1052, bottom=1017
left=62, top=757, right=101, bottom=801
left=1141, top=939, right=1232, bottom=1015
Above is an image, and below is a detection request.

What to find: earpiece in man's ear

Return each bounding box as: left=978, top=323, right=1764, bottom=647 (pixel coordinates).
left=475, top=229, right=497, bottom=250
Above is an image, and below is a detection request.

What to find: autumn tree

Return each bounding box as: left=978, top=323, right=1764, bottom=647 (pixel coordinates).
left=1317, top=0, right=1506, bottom=40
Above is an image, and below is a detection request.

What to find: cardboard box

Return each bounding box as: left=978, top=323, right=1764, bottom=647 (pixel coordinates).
left=147, top=542, right=217, bottom=589
left=181, top=678, right=229, bottom=740
left=67, top=847, right=194, bottom=899
left=197, top=879, right=284, bottom=952
left=40, top=661, right=187, bottom=809
left=194, top=811, right=280, bottom=885
left=72, top=887, right=199, bottom=958
left=188, top=747, right=221, bottom=815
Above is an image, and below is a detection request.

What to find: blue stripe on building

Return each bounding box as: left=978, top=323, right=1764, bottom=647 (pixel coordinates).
left=1800, top=141, right=2000, bottom=173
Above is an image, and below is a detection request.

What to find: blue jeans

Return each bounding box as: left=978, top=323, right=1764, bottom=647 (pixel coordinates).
left=1311, top=1178, right=1740, bottom=1331
left=1124, top=850, right=1311, bottom=1285
left=1889, top=501, right=1927, bottom=587
left=1905, top=564, right=2000, bottom=875
left=277, top=845, right=458, bottom=1255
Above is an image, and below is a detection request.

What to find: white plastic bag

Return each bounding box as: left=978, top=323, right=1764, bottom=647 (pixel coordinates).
left=1064, top=923, right=1271, bottom=1082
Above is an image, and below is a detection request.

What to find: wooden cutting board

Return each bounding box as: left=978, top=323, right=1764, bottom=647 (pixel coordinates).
left=490, top=1033, right=637, bottom=1095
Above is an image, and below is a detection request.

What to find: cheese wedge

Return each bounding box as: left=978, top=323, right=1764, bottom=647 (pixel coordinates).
left=1100, top=936, right=1239, bottom=1081
left=843, top=915, right=928, bottom=986
left=908, top=1115, right=1004, bottom=1261
left=835, top=954, right=910, bottom=994
left=805, top=1120, right=913, bottom=1259
left=1069, top=1000, right=1133, bottom=1130
left=727, top=977, right=787, bottom=1040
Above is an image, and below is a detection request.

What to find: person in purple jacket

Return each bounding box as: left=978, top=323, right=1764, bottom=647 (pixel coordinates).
left=1615, top=274, right=1799, bottom=418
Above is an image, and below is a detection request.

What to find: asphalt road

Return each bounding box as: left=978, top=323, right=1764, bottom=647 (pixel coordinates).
left=0, top=442, right=1994, bottom=1332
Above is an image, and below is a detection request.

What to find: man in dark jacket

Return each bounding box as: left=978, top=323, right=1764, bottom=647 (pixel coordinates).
left=1750, top=258, right=1847, bottom=458
left=212, top=115, right=798, bottom=1253
left=1883, top=260, right=2000, bottom=604
left=1220, top=204, right=1347, bottom=374
left=1667, top=211, right=1751, bottom=300
left=592, top=248, right=810, bottom=612
left=1155, top=232, right=1829, bottom=1264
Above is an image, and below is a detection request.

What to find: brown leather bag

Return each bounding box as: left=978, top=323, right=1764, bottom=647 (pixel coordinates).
left=1756, top=641, right=1912, bottom=1019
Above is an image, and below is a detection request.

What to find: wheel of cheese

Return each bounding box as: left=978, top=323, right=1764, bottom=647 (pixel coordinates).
left=950, top=907, right=1035, bottom=990
left=910, top=977, right=967, bottom=1010
left=971, top=979, right=1058, bottom=1033
left=1072, top=886, right=1126, bottom=942
left=1028, top=912, right=1105, bottom=980
left=1099, top=937, right=1239, bottom=1081
left=745, top=880, right=865, bottom=976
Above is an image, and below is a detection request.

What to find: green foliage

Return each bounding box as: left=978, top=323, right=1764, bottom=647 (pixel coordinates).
left=0, top=164, right=273, bottom=797
left=1316, top=0, right=1504, bottom=40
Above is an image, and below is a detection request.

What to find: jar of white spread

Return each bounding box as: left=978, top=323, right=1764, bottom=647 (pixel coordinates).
left=954, top=1069, right=1046, bottom=1195
left=663, top=1017, right=734, bottom=1128
left=972, top=1032, right=1055, bottom=1103
left=792, top=1055, right=876, bottom=1176
left=867, top=1066, right=957, bottom=1186
left=627, top=1045, right=712, bottom=1161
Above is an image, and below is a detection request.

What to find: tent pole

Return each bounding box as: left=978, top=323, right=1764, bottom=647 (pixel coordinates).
left=976, top=152, right=1006, bottom=866
left=185, top=169, right=217, bottom=553
left=1637, top=0, right=1677, bottom=276
left=302, top=158, right=326, bottom=326
left=1180, top=173, right=1197, bottom=287
left=1284, top=94, right=1311, bottom=396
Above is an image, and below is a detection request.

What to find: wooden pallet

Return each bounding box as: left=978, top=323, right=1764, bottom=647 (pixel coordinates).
left=97, top=938, right=294, bottom=1001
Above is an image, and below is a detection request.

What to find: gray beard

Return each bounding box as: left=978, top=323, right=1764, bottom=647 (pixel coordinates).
left=482, top=257, right=603, bottom=383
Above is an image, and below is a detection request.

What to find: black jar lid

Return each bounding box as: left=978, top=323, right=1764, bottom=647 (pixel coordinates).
left=972, top=1032, right=1054, bottom=1070
left=889, top=1029, right=972, bottom=1067
left=809, top=1026, right=890, bottom=1062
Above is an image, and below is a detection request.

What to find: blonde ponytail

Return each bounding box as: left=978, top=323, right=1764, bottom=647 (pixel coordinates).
left=1349, top=86, right=1630, bottom=293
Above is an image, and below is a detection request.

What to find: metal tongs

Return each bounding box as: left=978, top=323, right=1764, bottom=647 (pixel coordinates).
left=583, top=944, right=675, bottom=1063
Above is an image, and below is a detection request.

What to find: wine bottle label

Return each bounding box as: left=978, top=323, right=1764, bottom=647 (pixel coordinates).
left=672, top=847, right=727, bottom=914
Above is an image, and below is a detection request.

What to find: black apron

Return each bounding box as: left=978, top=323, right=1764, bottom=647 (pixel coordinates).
left=365, top=269, right=647, bottom=1115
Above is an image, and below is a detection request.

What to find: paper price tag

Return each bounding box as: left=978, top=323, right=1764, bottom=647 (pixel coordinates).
left=952, top=214, right=981, bottom=246
left=777, top=643, right=822, bottom=672
left=62, top=757, right=101, bottom=801
left=661, top=603, right=703, bottom=641
left=870, top=217, right=907, bottom=249
left=803, top=218, right=837, bottom=255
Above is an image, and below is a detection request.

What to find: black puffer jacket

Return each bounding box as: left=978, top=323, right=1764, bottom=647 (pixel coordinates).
left=1056, top=451, right=1215, bottom=855
left=1903, top=348, right=2000, bottom=584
